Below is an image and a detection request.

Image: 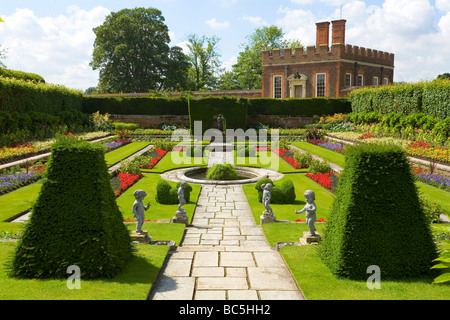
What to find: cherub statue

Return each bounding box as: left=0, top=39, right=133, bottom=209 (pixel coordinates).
left=177, top=181, right=187, bottom=214
left=132, top=189, right=150, bottom=234
left=295, top=190, right=317, bottom=236
left=261, top=183, right=273, bottom=214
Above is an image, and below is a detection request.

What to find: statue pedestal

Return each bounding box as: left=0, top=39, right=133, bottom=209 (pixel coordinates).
left=300, top=232, right=321, bottom=245
left=260, top=211, right=276, bottom=225
left=172, top=210, right=189, bottom=225
left=131, top=231, right=152, bottom=244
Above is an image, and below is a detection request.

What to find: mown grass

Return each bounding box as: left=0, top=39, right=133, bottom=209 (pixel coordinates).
left=235, top=150, right=308, bottom=173
left=116, top=173, right=201, bottom=224
left=291, top=141, right=346, bottom=168
left=0, top=241, right=169, bottom=300
left=281, top=245, right=450, bottom=300
left=141, top=150, right=209, bottom=173
left=0, top=181, right=43, bottom=222
left=105, top=142, right=150, bottom=166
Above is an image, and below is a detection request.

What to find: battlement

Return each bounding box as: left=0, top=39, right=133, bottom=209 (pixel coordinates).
left=262, top=43, right=394, bottom=67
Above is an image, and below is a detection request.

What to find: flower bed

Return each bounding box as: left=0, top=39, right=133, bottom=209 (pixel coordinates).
left=273, top=148, right=305, bottom=169
left=138, top=148, right=168, bottom=169
left=103, top=139, right=131, bottom=152
left=294, top=218, right=327, bottom=223
left=306, top=172, right=335, bottom=191
left=414, top=172, right=450, bottom=192
left=113, top=172, right=143, bottom=197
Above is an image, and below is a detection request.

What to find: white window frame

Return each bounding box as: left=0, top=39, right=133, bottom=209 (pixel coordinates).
left=357, top=74, right=364, bottom=87
left=345, top=73, right=352, bottom=88
left=373, top=76, right=379, bottom=86
left=273, top=75, right=282, bottom=99
left=383, top=77, right=389, bottom=85
left=316, top=73, right=326, bottom=97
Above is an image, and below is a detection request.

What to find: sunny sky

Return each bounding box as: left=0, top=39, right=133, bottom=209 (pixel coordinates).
left=1, top=0, right=450, bottom=91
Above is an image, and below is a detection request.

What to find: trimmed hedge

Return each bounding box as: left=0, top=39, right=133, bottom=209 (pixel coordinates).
left=255, top=178, right=296, bottom=204
left=82, top=96, right=351, bottom=129
left=189, top=97, right=248, bottom=135
left=246, top=98, right=351, bottom=116
left=349, top=80, right=450, bottom=118
left=0, top=77, right=82, bottom=114
left=155, top=180, right=192, bottom=204
left=11, top=136, right=132, bottom=279
left=319, top=143, right=438, bottom=280
left=82, top=96, right=189, bottom=115
left=206, top=163, right=239, bottom=181
left=0, top=68, right=45, bottom=83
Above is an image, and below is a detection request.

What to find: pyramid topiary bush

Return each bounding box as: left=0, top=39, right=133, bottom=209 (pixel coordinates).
left=319, top=143, right=438, bottom=280
left=11, top=135, right=132, bottom=279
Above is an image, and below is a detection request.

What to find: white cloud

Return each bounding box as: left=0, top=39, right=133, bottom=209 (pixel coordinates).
left=0, top=6, right=110, bottom=90
left=222, top=55, right=237, bottom=71
left=277, top=8, right=317, bottom=46
left=241, top=16, right=268, bottom=27
left=205, top=18, right=230, bottom=30
left=436, top=0, right=450, bottom=12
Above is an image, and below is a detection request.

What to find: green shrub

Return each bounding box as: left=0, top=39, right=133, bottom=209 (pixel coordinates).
left=293, top=151, right=313, bottom=168
left=112, top=122, right=140, bottom=131
left=255, top=178, right=296, bottom=204
left=155, top=180, right=192, bottom=204
left=0, top=68, right=45, bottom=83
left=303, top=127, right=324, bottom=140
left=307, top=159, right=332, bottom=174
left=319, top=143, right=438, bottom=279
left=206, top=163, right=239, bottom=181
left=0, top=77, right=82, bottom=114
left=11, top=135, right=132, bottom=279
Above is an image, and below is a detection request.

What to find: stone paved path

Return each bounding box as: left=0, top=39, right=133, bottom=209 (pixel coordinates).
left=149, top=183, right=305, bottom=300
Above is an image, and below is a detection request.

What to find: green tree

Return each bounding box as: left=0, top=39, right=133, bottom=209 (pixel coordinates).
left=90, top=7, right=188, bottom=93
left=437, top=73, right=450, bottom=80
left=221, top=26, right=301, bottom=90
left=186, top=34, right=222, bottom=91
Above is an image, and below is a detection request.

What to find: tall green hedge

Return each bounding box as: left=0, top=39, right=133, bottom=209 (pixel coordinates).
left=349, top=80, right=450, bottom=118
left=319, top=143, right=438, bottom=280
left=82, top=96, right=351, bottom=121
left=189, top=97, right=248, bottom=135
left=82, top=96, right=189, bottom=115
left=11, top=136, right=132, bottom=279
left=0, top=77, right=82, bottom=114
left=0, top=68, right=45, bottom=83
left=246, top=98, right=351, bottom=116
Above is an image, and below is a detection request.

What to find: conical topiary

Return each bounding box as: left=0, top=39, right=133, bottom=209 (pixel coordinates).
left=319, top=143, right=438, bottom=280
left=11, top=135, right=132, bottom=279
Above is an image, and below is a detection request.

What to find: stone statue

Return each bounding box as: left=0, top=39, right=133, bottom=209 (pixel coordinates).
left=217, top=114, right=224, bottom=132
left=295, top=71, right=301, bottom=79
left=173, top=181, right=189, bottom=225
left=132, top=189, right=150, bottom=234
left=295, top=190, right=317, bottom=236
left=177, top=181, right=187, bottom=214
left=260, top=183, right=276, bottom=224
left=261, top=183, right=273, bottom=214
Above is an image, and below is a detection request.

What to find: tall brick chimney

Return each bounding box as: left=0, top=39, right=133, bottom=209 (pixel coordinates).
left=331, top=19, right=346, bottom=44
left=316, top=21, right=330, bottom=48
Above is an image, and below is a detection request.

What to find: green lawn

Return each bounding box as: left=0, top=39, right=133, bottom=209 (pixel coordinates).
left=0, top=241, right=169, bottom=300
left=281, top=245, right=450, bottom=300
left=242, top=173, right=335, bottom=228
left=141, top=150, right=209, bottom=173
left=0, top=181, right=43, bottom=222
left=235, top=150, right=308, bottom=173
left=105, top=142, right=150, bottom=166
left=116, top=173, right=201, bottom=225
left=290, top=141, right=346, bottom=168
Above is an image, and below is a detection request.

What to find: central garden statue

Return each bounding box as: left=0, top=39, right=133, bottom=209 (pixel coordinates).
left=260, top=183, right=276, bottom=224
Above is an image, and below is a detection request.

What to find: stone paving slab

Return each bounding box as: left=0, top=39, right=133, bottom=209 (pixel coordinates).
left=150, top=181, right=306, bottom=301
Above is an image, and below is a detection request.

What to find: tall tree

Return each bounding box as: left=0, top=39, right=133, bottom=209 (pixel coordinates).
left=220, top=26, right=301, bottom=90
left=186, top=34, right=222, bottom=91
left=90, top=7, right=188, bottom=93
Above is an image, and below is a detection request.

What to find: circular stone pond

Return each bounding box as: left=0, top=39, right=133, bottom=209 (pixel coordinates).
left=161, top=166, right=284, bottom=185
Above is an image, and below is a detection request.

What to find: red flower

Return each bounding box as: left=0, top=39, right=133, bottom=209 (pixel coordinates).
left=273, top=148, right=287, bottom=157
left=118, top=172, right=142, bottom=192
left=306, top=172, right=334, bottom=190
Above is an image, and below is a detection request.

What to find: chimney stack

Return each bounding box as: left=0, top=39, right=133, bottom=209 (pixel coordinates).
left=331, top=19, right=346, bottom=44
left=316, top=21, right=330, bottom=48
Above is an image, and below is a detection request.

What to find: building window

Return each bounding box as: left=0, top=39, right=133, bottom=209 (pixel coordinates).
left=273, top=75, right=282, bottom=99
left=373, top=76, right=379, bottom=86
left=345, top=73, right=352, bottom=88
left=383, top=77, right=389, bottom=85
left=316, top=73, right=326, bottom=97
left=357, top=74, right=364, bottom=87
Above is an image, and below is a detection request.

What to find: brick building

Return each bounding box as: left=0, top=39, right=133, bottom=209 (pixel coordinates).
left=261, top=20, right=395, bottom=98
